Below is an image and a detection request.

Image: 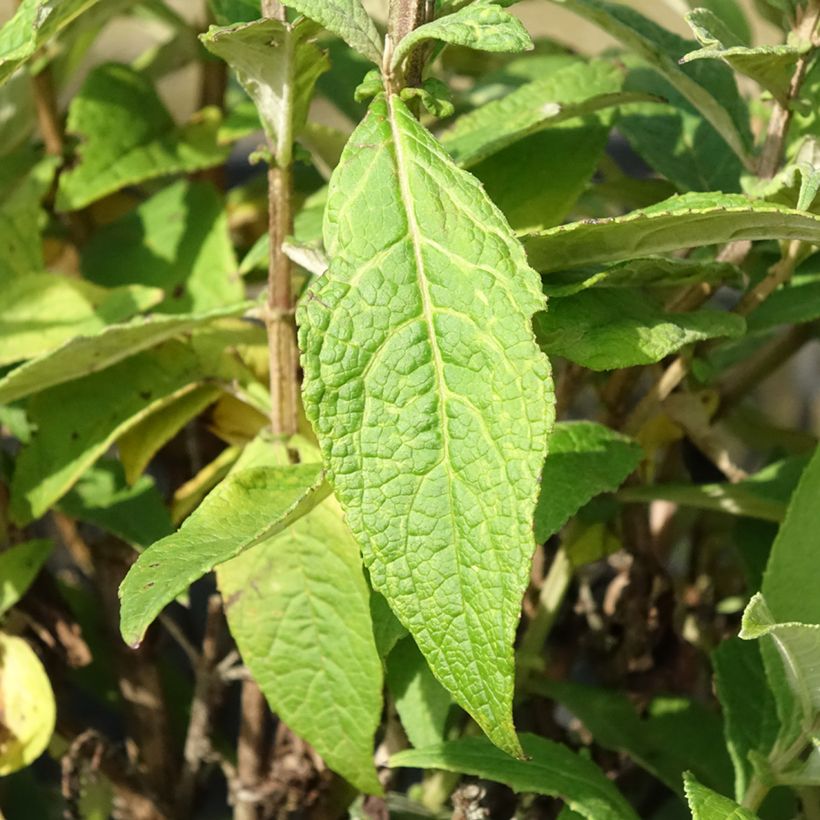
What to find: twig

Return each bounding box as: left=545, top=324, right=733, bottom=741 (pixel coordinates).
left=235, top=681, right=270, bottom=820
left=734, top=239, right=804, bottom=316
left=31, top=67, right=63, bottom=157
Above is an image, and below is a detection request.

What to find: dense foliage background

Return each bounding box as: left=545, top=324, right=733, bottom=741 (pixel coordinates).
left=1, top=0, right=819, bottom=819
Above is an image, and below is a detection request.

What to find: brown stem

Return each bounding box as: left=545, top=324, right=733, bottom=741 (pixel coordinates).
left=32, top=68, right=63, bottom=157
left=235, top=681, right=270, bottom=820
left=735, top=239, right=803, bottom=316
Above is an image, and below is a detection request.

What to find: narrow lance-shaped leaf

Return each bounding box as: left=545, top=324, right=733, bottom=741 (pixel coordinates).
left=282, top=0, right=383, bottom=65
left=391, top=2, right=533, bottom=70
left=119, top=461, right=329, bottom=648
left=298, top=93, right=554, bottom=758
left=200, top=18, right=329, bottom=165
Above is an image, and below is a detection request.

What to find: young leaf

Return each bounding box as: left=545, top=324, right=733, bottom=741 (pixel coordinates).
left=441, top=60, right=627, bottom=167
left=282, top=0, right=383, bottom=65
left=524, top=193, right=820, bottom=272
left=119, top=461, right=329, bottom=648
left=546, top=0, right=753, bottom=168
left=82, top=180, right=243, bottom=313
left=0, top=274, right=163, bottom=367
left=0, top=0, right=99, bottom=86
left=0, top=540, right=52, bottom=618
left=0, top=302, right=250, bottom=406
left=57, top=64, right=228, bottom=211
left=200, top=18, right=328, bottom=165
left=217, top=493, right=383, bottom=794
left=0, top=633, right=56, bottom=776
left=534, top=289, right=745, bottom=371
left=534, top=422, right=643, bottom=543
left=387, top=637, right=454, bottom=750
left=390, top=735, right=639, bottom=820
left=760, top=443, right=820, bottom=625
left=298, top=94, right=554, bottom=758
left=683, top=773, right=759, bottom=820
left=391, top=2, right=533, bottom=70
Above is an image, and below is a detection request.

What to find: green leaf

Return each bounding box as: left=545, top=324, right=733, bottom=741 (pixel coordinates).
left=200, top=18, right=328, bottom=165
left=371, top=589, right=409, bottom=659
left=119, top=458, right=328, bottom=647
left=534, top=289, right=745, bottom=371
left=684, top=773, right=759, bottom=820
left=387, top=637, right=453, bottom=750
left=524, top=193, right=820, bottom=273
left=391, top=735, right=639, bottom=820
left=682, top=9, right=801, bottom=102
left=0, top=540, right=52, bottom=618
left=760, top=443, right=820, bottom=625
left=57, top=64, right=228, bottom=211
left=0, top=302, right=251, bottom=405
left=298, top=93, right=553, bottom=758
left=391, top=2, right=532, bottom=70
left=0, top=0, right=100, bottom=86
left=546, top=0, right=753, bottom=168
left=712, top=638, right=780, bottom=801
left=208, top=0, right=259, bottom=24
left=282, top=0, right=383, bottom=64
left=217, top=492, right=383, bottom=794
left=533, top=680, right=733, bottom=795
left=748, top=269, right=820, bottom=332
left=534, top=422, right=643, bottom=543
left=441, top=60, right=630, bottom=167
left=0, top=274, right=163, bottom=367
left=58, top=462, right=172, bottom=550
left=687, top=0, right=752, bottom=44
left=9, top=342, right=217, bottom=523
left=81, top=180, right=243, bottom=313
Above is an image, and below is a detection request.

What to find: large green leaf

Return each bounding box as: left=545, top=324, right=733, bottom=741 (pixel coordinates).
left=747, top=267, right=820, bottom=332
left=9, top=342, right=216, bottom=523
left=200, top=17, right=328, bottom=165
left=119, top=460, right=329, bottom=648
left=391, top=1, right=532, bottom=69
left=524, top=193, right=820, bottom=273
left=82, top=180, right=243, bottom=313
left=546, top=0, right=752, bottom=167
left=684, top=774, right=759, bottom=820
left=0, top=274, right=162, bottom=367
left=282, top=0, right=382, bottom=64
left=0, top=302, right=251, bottom=405
left=0, top=0, right=100, bottom=86
left=534, top=289, right=745, bottom=371
left=760, top=443, right=820, bottom=625
left=391, top=735, right=639, bottom=820
left=534, top=422, right=642, bottom=543
left=298, top=94, right=553, bottom=757
left=533, top=680, right=733, bottom=795
left=0, top=540, right=52, bottom=618
left=441, top=60, right=626, bottom=167
left=57, top=64, right=228, bottom=211
left=218, top=492, right=383, bottom=794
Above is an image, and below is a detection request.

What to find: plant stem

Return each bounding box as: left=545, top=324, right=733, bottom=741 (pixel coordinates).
left=31, top=68, right=63, bottom=157
left=235, top=681, right=270, bottom=820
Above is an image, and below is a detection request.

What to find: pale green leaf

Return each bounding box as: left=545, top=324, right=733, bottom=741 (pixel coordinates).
left=682, top=9, right=801, bottom=102
left=0, top=274, right=163, bottom=367
left=387, top=637, right=453, bottom=750
left=58, top=461, right=172, bottom=549
left=10, top=342, right=215, bottom=523
left=57, top=63, right=228, bottom=211
left=282, top=0, right=383, bottom=64
left=0, top=540, right=52, bottom=617
left=686, top=0, right=752, bottom=44
left=391, top=2, right=532, bottom=70
left=298, top=94, right=553, bottom=758
left=0, top=0, right=100, bottom=86
left=546, top=0, right=753, bottom=168
left=218, top=493, right=383, bottom=794
left=524, top=193, right=820, bottom=273
left=119, top=460, right=329, bottom=648
left=441, top=60, right=629, bottom=167
left=760, top=443, right=820, bottom=625
left=390, top=735, right=639, bottom=820
left=81, top=180, right=243, bottom=313
left=534, top=422, right=642, bottom=543
left=534, top=289, right=745, bottom=371
left=684, top=774, right=759, bottom=820
left=0, top=302, right=251, bottom=405
left=200, top=18, right=328, bottom=164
